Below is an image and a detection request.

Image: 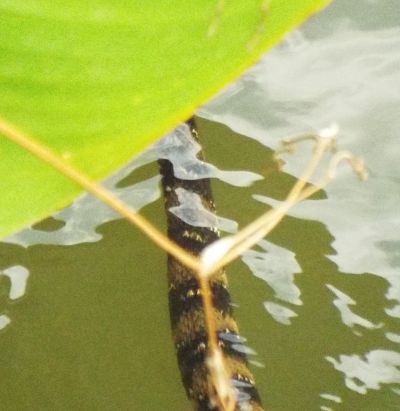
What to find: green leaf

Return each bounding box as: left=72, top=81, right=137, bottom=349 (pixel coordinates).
left=0, top=0, right=331, bottom=238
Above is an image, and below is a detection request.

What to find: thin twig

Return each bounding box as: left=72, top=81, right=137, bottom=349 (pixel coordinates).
left=201, top=134, right=333, bottom=277
left=204, top=292, right=237, bottom=409
left=198, top=273, right=237, bottom=411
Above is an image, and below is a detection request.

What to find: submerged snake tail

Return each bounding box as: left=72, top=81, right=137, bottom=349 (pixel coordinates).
left=158, top=118, right=264, bottom=411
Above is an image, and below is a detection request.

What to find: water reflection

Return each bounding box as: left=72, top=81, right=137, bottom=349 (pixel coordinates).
left=386, top=332, right=400, bottom=344
left=0, top=314, right=11, bottom=330
left=0, top=265, right=30, bottom=330
left=169, top=187, right=238, bottom=233
left=326, top=284, right=382, bottom=333
left=320, top=392, right=342, bottom=404
left=263, top=301, right=298, bottom=326
left=242, top=239, right=301, bottom=306
left=326, top=350, right=400, bottom=395
left=1, top=265, right=29, bottom=300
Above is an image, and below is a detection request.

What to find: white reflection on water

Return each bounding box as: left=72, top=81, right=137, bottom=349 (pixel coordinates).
left=0, top=265, right=30, bottom=330
left=242, top=239, right=302, bottom=325
left=0, top=315, right=11, bottom=330
left=170, top=187, right=238, bottom=233
left=1, top=265, right=30, bottom=300
left=320, top=393, right=342, bottom=403
left=242, top=239, right=302, bottom=306
left=263, top=301, right=297, bottom=326
left=147, top=124, right=263, bottom=187
left=326, top=350, right=400, bottom=395
left=326, top=284, right=383, bottom=333
left=320, top=392, right=342, bottom=411
left=386, top=332, right=400, bottom=344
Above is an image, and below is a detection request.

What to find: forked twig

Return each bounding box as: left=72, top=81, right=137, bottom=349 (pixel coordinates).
left=1, top=116, right=366, bottom=411
left=199, top=124, right=367, bottom=278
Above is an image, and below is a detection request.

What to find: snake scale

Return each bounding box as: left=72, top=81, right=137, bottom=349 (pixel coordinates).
left=158, top=118, right=264, bottom=411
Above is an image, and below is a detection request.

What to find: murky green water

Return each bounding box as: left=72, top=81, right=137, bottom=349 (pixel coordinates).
left=1, top=0, right=399, bottom=409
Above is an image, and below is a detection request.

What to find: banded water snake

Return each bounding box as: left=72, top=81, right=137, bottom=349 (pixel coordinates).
left=159, top=118, right=264, bottom=411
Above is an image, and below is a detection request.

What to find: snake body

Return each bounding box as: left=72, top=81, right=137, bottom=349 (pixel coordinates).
left=159, top=118, right=263, bottom=411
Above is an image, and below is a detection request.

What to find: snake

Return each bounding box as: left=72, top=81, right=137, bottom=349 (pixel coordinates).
left=158, top=117, right=264, bottom=411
